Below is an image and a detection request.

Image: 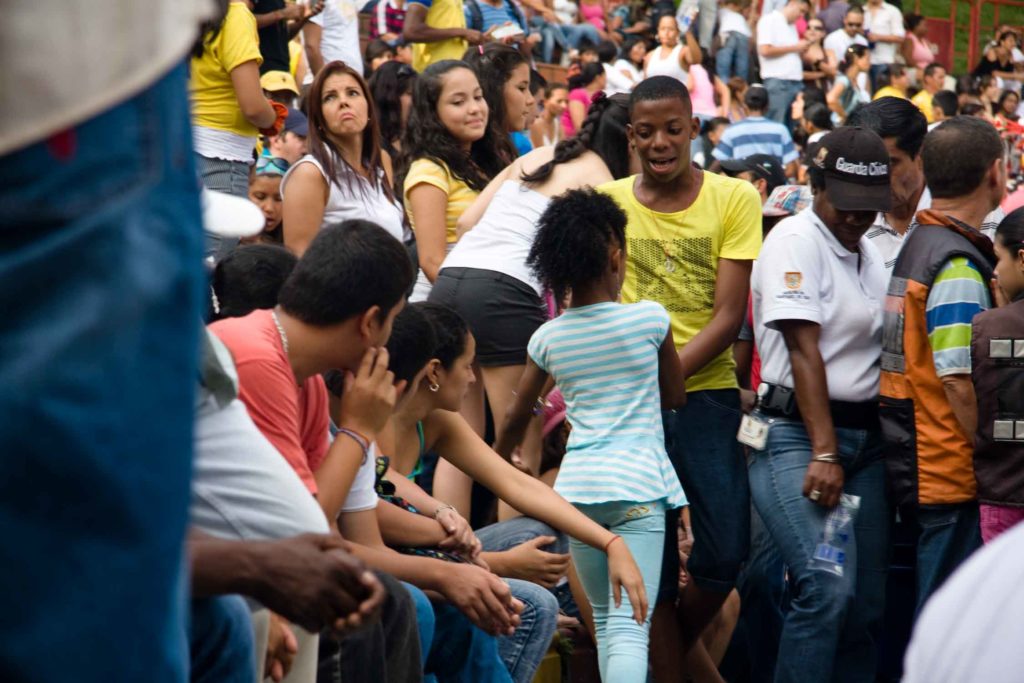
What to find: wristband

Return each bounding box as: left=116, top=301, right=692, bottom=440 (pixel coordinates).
left=812, top=452, right=840, bottom=464
left=604, top=535, right=622, bottom=553
left=433, top=503, right=456, bottom=520
left=336, top=427, right=370, bottom=462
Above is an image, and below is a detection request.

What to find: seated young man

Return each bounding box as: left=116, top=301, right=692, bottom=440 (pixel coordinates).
left=209, top=220, right=524, bottom=682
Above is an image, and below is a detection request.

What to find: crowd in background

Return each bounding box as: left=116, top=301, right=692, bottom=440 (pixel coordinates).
left=5, top=1, right=1024, bottom=683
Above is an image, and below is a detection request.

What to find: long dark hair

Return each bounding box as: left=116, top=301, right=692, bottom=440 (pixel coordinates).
left=191, top=0, right=231, bottom=59
left=398, top=60, right=509, bottom=193
left=568, top=62, right=605, bottom=91
left=369, top=61, right=418, bottom=157
left=306, top=61, right=395, bottom=204
left=521, top=93, right=632, bottom=184
left=463, top=43, right=526, bottom=158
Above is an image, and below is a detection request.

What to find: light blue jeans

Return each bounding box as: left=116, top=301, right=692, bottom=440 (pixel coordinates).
left=764, top=77, right=803, bottom=126
left=570, top=500, right=665, bottom=683
left=748, top=419, right=889, bottom=683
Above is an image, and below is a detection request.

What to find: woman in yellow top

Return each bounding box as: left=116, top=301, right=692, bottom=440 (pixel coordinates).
left=872, top=64, right=910, bottom=101
left=191, top=1, right=277, bottom=199
left=399, top=59, right=512, bottom=302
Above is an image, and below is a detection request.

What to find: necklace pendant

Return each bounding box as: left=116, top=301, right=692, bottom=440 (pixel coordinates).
left=664, top=258, right=676, bottom=273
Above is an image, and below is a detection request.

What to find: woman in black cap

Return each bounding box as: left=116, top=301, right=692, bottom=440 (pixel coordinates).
left=747, top=126, right=893, bottom=683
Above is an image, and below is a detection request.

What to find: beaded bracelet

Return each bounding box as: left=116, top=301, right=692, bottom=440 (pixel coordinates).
left=336, top=427, right=370, bottom=462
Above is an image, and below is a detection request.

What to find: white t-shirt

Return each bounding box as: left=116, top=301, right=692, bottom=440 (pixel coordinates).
left=1, top=0, right=216, bottom=155
left=718, top=7, right=751, bottom=37
left=752, top=208, right=888, bottom=402
left=613, top=59, right=643, bottom=89
left=863, top=2, right=905, bottom=65
left=757, top=11, right=803, bottom=81
left=604, top=61, right=636, bottom=96
left=281, top=152, right=407, bottom=243
left=824, top=28, right=869, bottom=61
left=903, top=520, right=1024, bottom=683
left=440, top=180, right=552, bottom=295
left=553, top=0, right=578, bottom=24
left=310, top=0, right=364, bottom=75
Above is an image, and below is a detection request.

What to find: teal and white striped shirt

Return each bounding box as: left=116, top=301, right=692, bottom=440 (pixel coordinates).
left=528, top=301, right=687, bottom=507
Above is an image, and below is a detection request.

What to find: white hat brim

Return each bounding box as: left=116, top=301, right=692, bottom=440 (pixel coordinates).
left=201, top=188, right=265, bottom=238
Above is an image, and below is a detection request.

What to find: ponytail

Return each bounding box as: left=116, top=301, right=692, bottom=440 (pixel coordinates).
left=521, top=93, right=617, bottom=184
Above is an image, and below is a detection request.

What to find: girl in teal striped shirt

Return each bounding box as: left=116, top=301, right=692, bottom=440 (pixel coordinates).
left=496, top=188, right=688, bottom=682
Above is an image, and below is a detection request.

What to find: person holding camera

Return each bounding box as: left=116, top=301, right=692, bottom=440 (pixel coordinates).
left=747, top=127, right=892, bottom=683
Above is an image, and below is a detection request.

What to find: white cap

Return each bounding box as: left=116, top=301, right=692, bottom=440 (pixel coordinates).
left=201, top=188, right=265, bottom=238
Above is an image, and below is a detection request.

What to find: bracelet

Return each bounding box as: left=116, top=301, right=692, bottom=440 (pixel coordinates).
left=511, top=391, right=548, bottom=417
left=604, top=535, right=622, bottom=553
left=433, top=503, right=455, bottom=520
left=812, top=452, right=840, bottom=464
left=336, top=427, right=370, bottom=461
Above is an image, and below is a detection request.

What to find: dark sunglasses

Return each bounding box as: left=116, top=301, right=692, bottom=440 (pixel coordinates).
left=846, top=22, right=863, bottom=28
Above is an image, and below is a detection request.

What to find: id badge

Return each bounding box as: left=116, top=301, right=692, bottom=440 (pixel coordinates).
left=737, top=413, right=771, bottom=450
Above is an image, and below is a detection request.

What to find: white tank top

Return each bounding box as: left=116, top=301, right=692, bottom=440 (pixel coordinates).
left=646, top=43, right=688, bottom=83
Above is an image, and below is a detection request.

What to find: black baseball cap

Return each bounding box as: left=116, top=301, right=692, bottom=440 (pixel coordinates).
left=720, top=154, right=788, bottom=194
left=811, top=127, right=891, bottom=212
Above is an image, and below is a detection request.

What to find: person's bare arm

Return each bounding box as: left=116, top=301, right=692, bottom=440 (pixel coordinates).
left=404, top=3, right=480, bottom=43
left=826, top=80, right=847, bottom=120
left=777, top=320, right=843, bottom=509
left=568, top=99, right=587, bottom=131
left=676, top=258, right=752, bottom=380
left=289, top=0, right=325, bottom=38
left=303, top=22, right=325, bottom=77
left=282, top=162, right=329, bottom=257
left=456, top=161, right=519, bottom=236
left=230, top=61, right=277, bottom=129
left=494, top=358, right=550, bottom=461
left=256, top=3, right=303, bottom=28
left=376, top=500, right=448, bottom=547
left=406, top=183, right=452, bottom=282
left=683, top=30, right=702, bottom=67
left=714, top=76, right=731, bottom=117
left=941, top=374, right=978, bottom=437
left=658, top=328, right=688, bottom=409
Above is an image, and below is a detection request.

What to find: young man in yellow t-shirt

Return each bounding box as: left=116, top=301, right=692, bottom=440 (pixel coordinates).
left=599, top=75, right=762, bottom=672
left=403, top=0, right=488, bottom=72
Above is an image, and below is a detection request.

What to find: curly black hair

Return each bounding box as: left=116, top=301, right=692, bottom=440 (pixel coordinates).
left=397, top=60, right=510, bottom=193
left=416, top=302, right=471, bottom=370
left=527, top=188, right=627, bottom=303
left=462, top=43, right=526, bottom=159
left=521, top=92, right=632, bottom=184
left=210, top=244, right=298, bottom=321
left=369, top=61, right=417, bottom=157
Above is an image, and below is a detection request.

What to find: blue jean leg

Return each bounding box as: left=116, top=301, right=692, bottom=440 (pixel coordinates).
left=764, top=77, right=802, bottom=125
left=571, top=501, right=665, bottom=683
left=914, top=503, right=981, bottom=615
left=561, top=22, right=602, bottom=49
left=189, top=597, right=256, bottom=683
left=501, top=579, right=559, bottom=683
left=748, top=420, right=888, bottom=683
left=716, top=33, right=750, bottom=83
left=427, top=602, right=513, bottom=683
left=660, top=390, right=750, bottom=599
left=404, top=582, right=436, bottom=672
left=0, top=62, right=203, bottom=682
left=532, top=16, right=569, bottom=63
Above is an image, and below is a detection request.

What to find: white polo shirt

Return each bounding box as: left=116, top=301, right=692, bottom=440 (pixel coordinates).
left=752, top=208, right=888, bottom=402
left=757, top=11, right=803, bottom=81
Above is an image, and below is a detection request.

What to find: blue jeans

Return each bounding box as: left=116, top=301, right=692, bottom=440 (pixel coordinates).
left=189, top=597, right=256, bottom=683
left=716, top=32, right=750, bottom=83
left=660, top=390, right=750, bottom=598
left=764, top=77, right=803, bottom=126
left=476, top=516, right=578, bottom=618
left=534, top=19, right=603, bottom=62
left=405, top=582, right=436, bottom=672
left=571, top=500, right=665, bottom=683
left=911, top=503, right=982, bottom=615
left=748, top=420, right=889, bottom=683
left=0, top=62, right=203, bottom=682
left=428, top=601, right=513, bottom=683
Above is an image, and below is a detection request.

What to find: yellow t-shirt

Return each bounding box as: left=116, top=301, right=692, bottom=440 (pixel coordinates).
left=190, top=2, right=263, bottom=137
left=911, top=88, right=936, bottom=123
left=410, top=0, right=468, bottom=72
left=873, top=86, right=908, bottom=101
left=404, top=158, right=478, bottom=244
left=599, top=173, right=763, bottom=392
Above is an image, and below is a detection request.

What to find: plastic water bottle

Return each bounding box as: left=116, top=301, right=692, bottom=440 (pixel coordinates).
left=809, top=494, right=861, bottom=577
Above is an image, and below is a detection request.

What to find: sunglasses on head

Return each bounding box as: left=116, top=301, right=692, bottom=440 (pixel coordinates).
left=808, top=24, right=824, bottom=30
left=255, top=155, right=291, bottom=176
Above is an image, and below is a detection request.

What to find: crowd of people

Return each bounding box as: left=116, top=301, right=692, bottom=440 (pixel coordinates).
left=6, top=0, right=1024, bottom=682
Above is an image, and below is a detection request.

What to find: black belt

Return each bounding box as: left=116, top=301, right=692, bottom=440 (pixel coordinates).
left=757, top=384, right=880, bottom=430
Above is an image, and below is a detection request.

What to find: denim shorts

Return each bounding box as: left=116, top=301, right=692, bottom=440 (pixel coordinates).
left=658, top=389, right=750, bottom=600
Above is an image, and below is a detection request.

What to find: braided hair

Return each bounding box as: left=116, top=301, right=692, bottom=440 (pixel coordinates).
left=520, top=93, right=632, bottom=184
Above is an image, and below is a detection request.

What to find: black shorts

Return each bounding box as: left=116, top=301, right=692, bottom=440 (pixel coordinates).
left=428, top=267, right=547, bottom=367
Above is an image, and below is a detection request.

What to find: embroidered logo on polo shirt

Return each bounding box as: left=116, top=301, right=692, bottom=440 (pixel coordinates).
left=785, top=272, right=803, bottom=289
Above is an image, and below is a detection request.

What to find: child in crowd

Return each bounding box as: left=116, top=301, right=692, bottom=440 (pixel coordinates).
left=245, top=156, right=288, bottom=245
left=400, top=59, right=511, bottom=301
left=497, top=188, right=688, bottom=683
